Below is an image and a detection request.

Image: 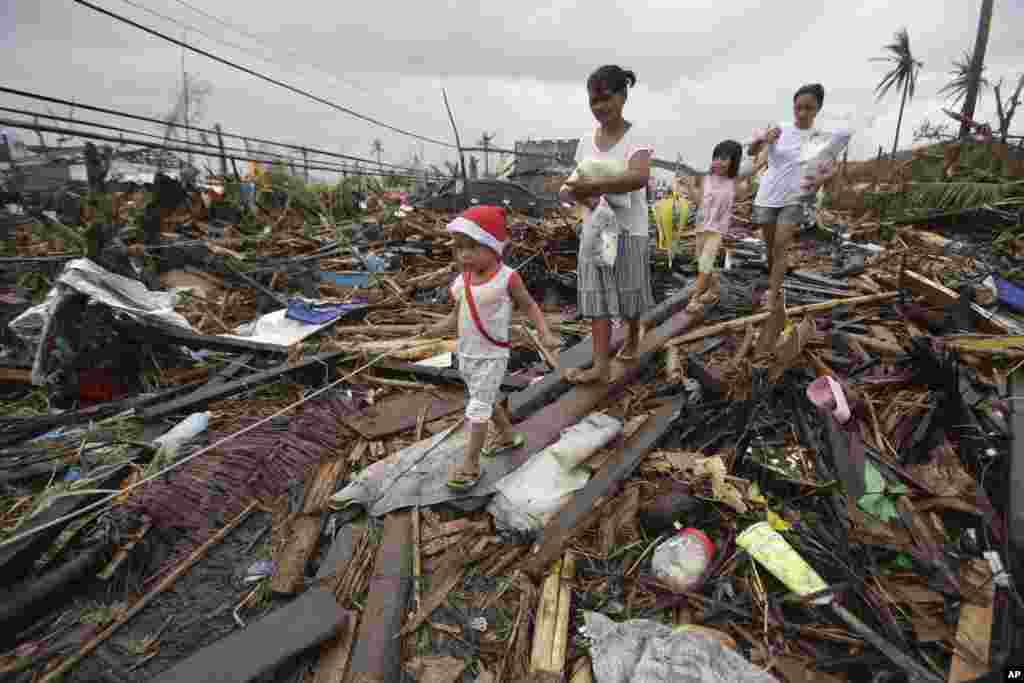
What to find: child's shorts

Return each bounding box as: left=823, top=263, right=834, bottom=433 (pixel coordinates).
left=459, top=355, right=509, bottom=423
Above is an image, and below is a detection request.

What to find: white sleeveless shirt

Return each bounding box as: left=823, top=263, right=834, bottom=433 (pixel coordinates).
left=450, top=265, right=517, bottom=359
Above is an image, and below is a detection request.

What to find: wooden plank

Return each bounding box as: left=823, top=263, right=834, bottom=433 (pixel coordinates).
left=399, top=536, right=494, bottom=637
left=117, top=319, right=289, bottom=355
left=598, top=486, right=640, bottom=557
left=947, top=559, right=995, bottom=682
left=0, top=367, right=32, bottom=384
left=272, top=458, right=348, bottom=595
left=139, top=349, right=349, bottom=420
left=152, top=591, right=351, bottom=683
left=521, top=399, right=685, bottom=580
left=345, top=512, right=413, bottom=683
left=340, top=391, right=465, bottom=440
left=898, top=270, right=1007, bottom=335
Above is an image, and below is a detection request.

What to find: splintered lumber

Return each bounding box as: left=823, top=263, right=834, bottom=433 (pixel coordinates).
left=568, top=657, right=595, bottom=683
left=667, top=292, right=899, bottom=348
left=400, top=536, right=495, bottom=636
left=947, top=560, right=995, bottom=682
left=151, top=593, right=352, bottom=683
left=345, top=512, right=413, bottom=683
left=118, top=319, right=288, bottom=355
left=521, top=398, right=685, bottom=580
left=40, top=502, right=257, bottom=683
left=896, top=269, right=1008, bottom=335
left=272, top=458, right=348, bottom=594
left=1010, top=371, right=1024, bottom=559
left=0, top=367, right=32, bottom=384
left=530, top=553, right=576, bottom=679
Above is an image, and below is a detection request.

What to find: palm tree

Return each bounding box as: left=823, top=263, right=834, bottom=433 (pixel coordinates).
left=872, top=28, right=923, bottom=159
left=959, top=0, right=994, bottom=138
left=940, top=50, right=989, bottom=106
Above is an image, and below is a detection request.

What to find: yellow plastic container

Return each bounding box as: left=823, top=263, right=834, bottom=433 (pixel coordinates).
left=736, top=521, right=830, bottom=604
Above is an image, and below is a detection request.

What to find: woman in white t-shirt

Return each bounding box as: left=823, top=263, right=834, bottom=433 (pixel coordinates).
left=560, top=65, right=654, bottom=384
left=748, top=83, right=840, bottom=312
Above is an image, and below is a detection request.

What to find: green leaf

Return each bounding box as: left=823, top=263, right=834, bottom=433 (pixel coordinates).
left=864, top=461, right=886, bottom=495
left=894, top=553, right=914, bottom=570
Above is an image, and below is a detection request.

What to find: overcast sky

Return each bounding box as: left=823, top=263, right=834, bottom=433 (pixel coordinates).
left=3, top=0, right=1023, bottom=179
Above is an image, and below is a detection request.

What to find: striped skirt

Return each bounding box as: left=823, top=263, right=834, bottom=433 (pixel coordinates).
left=578, top=234, right=654, bottom=320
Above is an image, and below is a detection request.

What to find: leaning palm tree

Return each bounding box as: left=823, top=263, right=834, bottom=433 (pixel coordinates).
left=939, top=50, right=989, bottom=106
left=872, top=28, right=924, bottom=159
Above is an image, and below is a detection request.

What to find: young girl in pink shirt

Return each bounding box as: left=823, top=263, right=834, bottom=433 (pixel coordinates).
left=684, top=139, right=751, bottom=311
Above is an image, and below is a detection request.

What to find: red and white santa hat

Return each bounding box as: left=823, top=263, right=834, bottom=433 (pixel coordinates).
left=446, top=205, right=508, bottom=256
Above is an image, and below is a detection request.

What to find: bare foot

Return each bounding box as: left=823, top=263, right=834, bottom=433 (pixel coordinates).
left=447, top=460, right=480, bottom=490
left=564, top=365, right=611, bottom=384
left=617, top=343, right=639, bottom=361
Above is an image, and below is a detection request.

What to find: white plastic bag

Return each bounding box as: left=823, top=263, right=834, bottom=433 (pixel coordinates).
left=582, top=611, right=779, bottom=683
left=567, top=159, right=631, bottom=209
left=788, top=128, right=853, bottom=203
left=487, top=413, right=622, bottom=533
left=579, top=198, right=621, bottom=267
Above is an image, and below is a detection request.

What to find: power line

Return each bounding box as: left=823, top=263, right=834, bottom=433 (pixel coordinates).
left=0, top=117, right=433, bottom=181
left=0, top=87, right=431, bottom=174
left=0, top=105, right=433, bottom=178
left=167, top=0, right=373, bottom=97
left=72, top=0, right=457, bottom=149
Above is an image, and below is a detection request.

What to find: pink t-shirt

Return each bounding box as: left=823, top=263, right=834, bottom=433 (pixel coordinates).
left=697, top=175, right=736, bottom=235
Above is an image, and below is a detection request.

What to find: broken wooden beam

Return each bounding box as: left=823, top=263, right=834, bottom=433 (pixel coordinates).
left=271, top=458, right=348, bottom=595
left=344, top=512, right=413, bottom=683
left=117, top=319, right=289, bottom=355
left=312, top=526, right=367, bottom=683
left=895, top=270, right=1008, bottom=335
left=521, top=399, right=685, bottom=580
left=340, top=391, right=466, bottom=440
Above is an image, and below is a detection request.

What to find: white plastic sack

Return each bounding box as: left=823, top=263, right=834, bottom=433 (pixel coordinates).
left=568, top=159, right=631, bottom=210
left=152, top=412, right=210, bottom=460
left=486, top=413, right=621, bottom=533
left=788, top=128, right=854, bottom=203
left=582, top=611, right=779, bottom=683
left=579, top=199, right=621, bottom=268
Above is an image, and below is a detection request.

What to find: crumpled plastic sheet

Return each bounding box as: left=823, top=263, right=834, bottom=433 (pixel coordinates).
left=582, top=611, right=779, bottom=683
left=330, top=423, right=519, bottom=516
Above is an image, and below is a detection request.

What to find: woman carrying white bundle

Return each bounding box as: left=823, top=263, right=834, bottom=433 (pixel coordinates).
left=560, top=65, right=655, bottom=384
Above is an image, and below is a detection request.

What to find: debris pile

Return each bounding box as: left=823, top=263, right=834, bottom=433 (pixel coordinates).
left=1, top=143, right=1023, bottom=683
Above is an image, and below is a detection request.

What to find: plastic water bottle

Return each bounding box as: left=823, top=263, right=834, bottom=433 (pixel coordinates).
left=651, top=527, right=715, bottom=593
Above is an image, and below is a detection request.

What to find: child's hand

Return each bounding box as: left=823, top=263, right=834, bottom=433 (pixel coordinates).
left=765, top=127, right=782, bottom=144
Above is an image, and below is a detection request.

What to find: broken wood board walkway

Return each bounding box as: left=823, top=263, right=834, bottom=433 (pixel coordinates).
left=329, top=308, right=700, bottom=516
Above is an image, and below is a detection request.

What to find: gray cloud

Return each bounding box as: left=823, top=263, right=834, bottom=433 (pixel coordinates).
left=4, top=0, right=1022, bottom=176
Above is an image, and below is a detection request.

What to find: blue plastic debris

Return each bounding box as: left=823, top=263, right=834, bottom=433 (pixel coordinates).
left=994, top=276, right=1024, bottom=313
left=318, top=271, right=372, bottom=289
left=64, top=466, right=81, bottom=482
left=285, top=299, right=366, bottom=325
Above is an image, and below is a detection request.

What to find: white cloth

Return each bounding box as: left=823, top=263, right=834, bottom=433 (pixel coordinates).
left=754, top=123, right=816, bottom=208
left=755, top=123, right=853, bottom=207
left=459, top=355, right=508, bottom=423
left=450, top=265, right=515, bottom=359
left=577, top=125, right=653, bottom=236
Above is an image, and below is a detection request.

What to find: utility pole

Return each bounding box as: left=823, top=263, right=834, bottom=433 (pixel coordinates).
left=181, top=31, right=192, bottom=167
left=960, top=0, right=994, bottom=139
left=479, top=132, right=496, bottom=178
